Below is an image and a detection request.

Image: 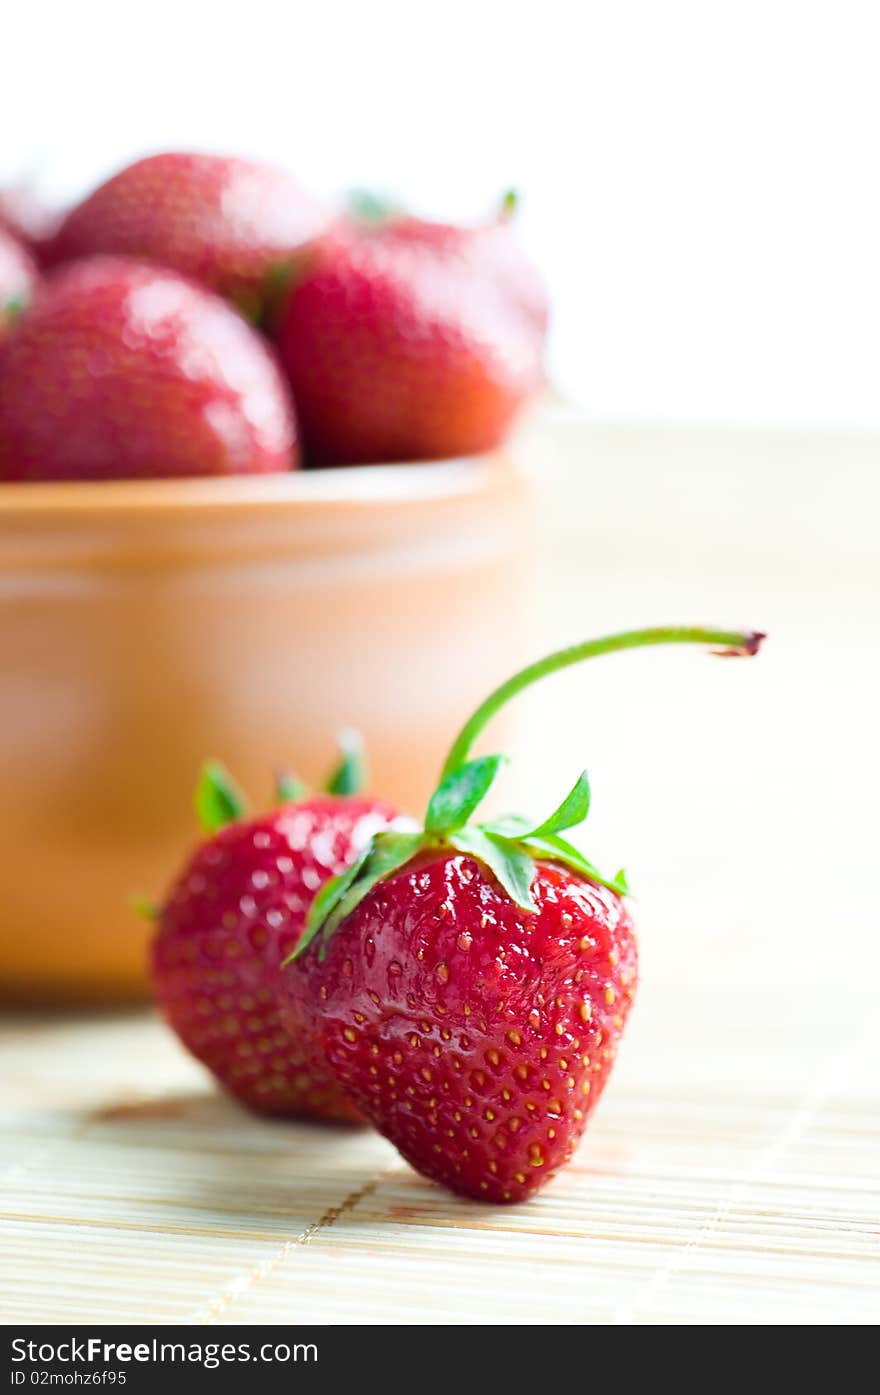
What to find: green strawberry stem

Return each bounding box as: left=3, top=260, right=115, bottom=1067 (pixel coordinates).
left=195, top=761, right=248, bottom=834
left=438, top=625, right=765, bottom=784
left=293, top=624, right=765, bottom=959
left=499, top=189, right=519, bottom=221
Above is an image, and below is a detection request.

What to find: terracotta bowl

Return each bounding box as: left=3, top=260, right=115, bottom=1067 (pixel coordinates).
left=0, top=455, right=535, bottom=1002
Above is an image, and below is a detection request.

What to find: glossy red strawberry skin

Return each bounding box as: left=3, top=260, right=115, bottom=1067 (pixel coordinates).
left=0, top=228, right=37, bottom=334
left=276, top=218, right=545, bottom=465
left=47, top=153, right=328, bottom=318
left=152, top=795, right=405, bottom=1122
left=0, top=257, right=297, bottom=482
left=283, top=852, right=637, bottom=1200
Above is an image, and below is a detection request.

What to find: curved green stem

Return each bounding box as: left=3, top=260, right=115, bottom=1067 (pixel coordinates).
left=439, top=626, right=765, bottom=781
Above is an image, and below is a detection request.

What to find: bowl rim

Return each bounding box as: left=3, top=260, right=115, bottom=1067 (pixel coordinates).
left=0, top=453, right=515, bottom=519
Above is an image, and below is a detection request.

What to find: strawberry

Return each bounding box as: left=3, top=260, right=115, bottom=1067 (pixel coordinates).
left=46, top=152, right=329, bottom=321
left=0, top=228, right=37, bottom=336
left=0, top=257, right=297, bottom=482
left=283, top=625, right=765, bottom=1201
left=151, top=745, right=409, bottom=1121
left=275, top=209, right=546, bottom=465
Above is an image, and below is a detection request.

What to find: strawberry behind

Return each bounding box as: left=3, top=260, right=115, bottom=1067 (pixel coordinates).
left=152, top=787, right=406, bottom=1122
left=275, top=214, right=547, bottom=465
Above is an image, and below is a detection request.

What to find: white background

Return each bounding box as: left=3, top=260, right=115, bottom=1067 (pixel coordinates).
left=4, top=0, right=879, bottom=426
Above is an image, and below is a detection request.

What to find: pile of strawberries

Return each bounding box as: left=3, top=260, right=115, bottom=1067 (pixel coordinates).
left=0, top=153, right=547, bottom=479
left=150, top=626, right=764, bottom=1205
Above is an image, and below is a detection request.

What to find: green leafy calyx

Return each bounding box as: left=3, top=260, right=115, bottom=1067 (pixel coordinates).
left=424, top=754, right=507, bottom=834
left=346, top=188, right=403, bottom=224
left=195, top=761, right=247, bottom=834
left=288, top=756, right=625, bottom=964
left=130, top=893, right=158, bottom=922
left=325, top=729, right=367, bottom=796
left=275, top=769, right=308, bottom=804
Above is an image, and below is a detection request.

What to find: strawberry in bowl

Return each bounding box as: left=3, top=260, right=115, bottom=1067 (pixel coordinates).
left=275, top=203, right=547, bottom=464
left=46, top=152, right=330, bottom=322
left=0, top=257, right=298, bottom=482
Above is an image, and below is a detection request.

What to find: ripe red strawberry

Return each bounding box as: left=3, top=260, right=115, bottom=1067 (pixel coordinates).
left=275, top=211, right=546, bottom=465
left=283, top=625, right=765, bottom=1201
left=0, top=228, right=37, bottom=335
left=151, top=754, right=408, bottom=1121
left=47, top=152, right=329, bottom=320
left=0, top=257, right=297, bottom=482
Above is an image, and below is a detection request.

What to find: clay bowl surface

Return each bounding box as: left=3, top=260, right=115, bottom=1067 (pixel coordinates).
left=0, top=455, right=534, bottom=1002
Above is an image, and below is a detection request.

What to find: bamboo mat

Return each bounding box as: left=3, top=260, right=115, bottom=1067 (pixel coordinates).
left=2, top=418, right=879, bottom=1324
